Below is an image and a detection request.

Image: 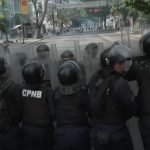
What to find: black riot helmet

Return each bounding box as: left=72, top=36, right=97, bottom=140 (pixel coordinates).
left=107, top=44, right=132, bottom=66
left=61, top=50, right=75, bottom=61
left=58, top=61, right=80, bottom=86
left=36, top=44, right=50, bottom=52
left=0, top=57, right=6, bottom=75
left=100, top=42, right=120, bottom=67
left=36, top=44, right=50, bottom=59
left=111, top=41, right=119, bottom=47
left=100, top=48, right=111, bottom=67
left=22, top=62, right=45, bottom=84
left=139, top=32, right=150, bottom=57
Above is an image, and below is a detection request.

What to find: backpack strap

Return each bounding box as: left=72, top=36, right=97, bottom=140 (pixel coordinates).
left=0, top=79, right=13, bottom=95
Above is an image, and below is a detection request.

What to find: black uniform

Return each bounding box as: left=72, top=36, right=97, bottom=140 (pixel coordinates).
left=127, top=57, right=150, bottom=150
left=0, top=57, right=21, bottom=150
left=20, top=62, right=54, bottom=150
left=89, top=47, right=136, bottom=150
left=54, top=61, right=91, bottom=150
left=126, top=32, right=150, bottom=150
left=89, top=69, right=136, bottom=150
left=21, top=84, right=54, bottom=150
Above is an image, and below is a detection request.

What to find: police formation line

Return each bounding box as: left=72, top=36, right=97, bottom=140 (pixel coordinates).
left=0, top=32, right=150, bottom=150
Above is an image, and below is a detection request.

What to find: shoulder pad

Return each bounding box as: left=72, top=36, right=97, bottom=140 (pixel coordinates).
left=0, top=79, right=13, bottom=94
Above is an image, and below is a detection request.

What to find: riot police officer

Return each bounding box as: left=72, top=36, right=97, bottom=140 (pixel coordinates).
left=36, top=44, right=52, bottom=86
left=60, top=50, right=86, bottom=84
left=21, top=61, right=54, bottom=150
left=0, top=57, right=21, bottom=150
left=89, top=48, right=111, bottom=97
left=89, top=45, right=137, bottom=150
left=61, top=50, right=75, bottom=62
left=126, top=32, right=150, bottom=150
left=53, top=61, right=91, bottom=150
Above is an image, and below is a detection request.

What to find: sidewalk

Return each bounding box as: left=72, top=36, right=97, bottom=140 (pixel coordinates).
left=1, top=36, right=49, bottom=50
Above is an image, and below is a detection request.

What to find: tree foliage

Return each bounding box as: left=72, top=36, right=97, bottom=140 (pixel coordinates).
left=57, top=8, right=87, bottom=24
left=80, top=0, right=94, bottom=1
left=0, top=23, right=6, bottom=33
left=125, top=0, right=150, bottom=14
left=0, top=0, right=5, bottom=6
left=0, top=13, right=4, bottom=19
left=107, top=0, right=138, bottom=25
left=0, top=0, right=5, bottom=16
left=31, top=0, right=49, bottom=38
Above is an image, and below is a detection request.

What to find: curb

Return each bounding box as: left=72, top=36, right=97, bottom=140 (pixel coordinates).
left=9, top=36, right=49, bottom=49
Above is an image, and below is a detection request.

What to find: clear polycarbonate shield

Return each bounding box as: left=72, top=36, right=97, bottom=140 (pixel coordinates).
left=120, top=26, right=141, bottom=56
left=55, top=40, right=77, bottom=64
left=7, top=39, right=104, bottom=87
left=49, top=40, right=77, bottom=89
left=49, top=43, right=60, bottom=89
left=0, top=44, right=11, bottom=77
left=31, top=43, right=52, bottom=87
left=49, top=40, right=104, bottom=86
left=51, top=39, right=88, bottom=86
left=81, top=42, right=104, bottom=83
left=9, top=42, right=51, bottom=85
left=8, top=43, right=36, bottom=83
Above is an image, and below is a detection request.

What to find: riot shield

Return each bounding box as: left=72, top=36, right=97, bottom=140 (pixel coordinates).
left=50, top=40, right=87, bottom=87
left=49, top=40, right=104, bottom=86
left=9, top=42, right=58, bottom=87
left=49, top=40, right=77, bottom=89
left=8, top=45, right=33, bottom=83
left=49, top=43, right=60, bottom=89
left=6, top=40, right=105, bottom=87
left=121, top=26, right=141, bottom=56
left=0, top=44, right=11, bottom=77
left=82, top=42, right=104, bottom=83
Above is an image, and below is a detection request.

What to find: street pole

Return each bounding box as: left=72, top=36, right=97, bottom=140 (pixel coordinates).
left=116, top=0, right=123, bottom=43
left=99, top=0, right=100, bottom=28
left=20, top=14, right=25, bottom=44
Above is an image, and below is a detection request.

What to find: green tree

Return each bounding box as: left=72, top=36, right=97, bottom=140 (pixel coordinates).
left=125, top=0, right=150, bottom=14
left=58, top=8, right=87, bottom=22
left=0, top=0, right=5, bottom=15
left=32, top=0, right=49, bottom=38
left=0, top=0, right=9, bottom=42
left=108, top=0, right=139, bottom=26
left=0, top=23, right=9, bottom=42
left=0, top=12, right=4, bottom=19
left=80, top=0, right=98, bottom=1
left=13, top=14, right=21, bottom=25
